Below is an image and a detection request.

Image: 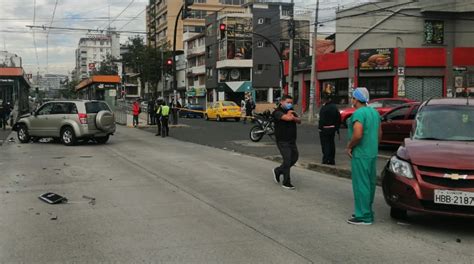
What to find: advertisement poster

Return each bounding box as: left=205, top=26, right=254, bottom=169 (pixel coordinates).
left=359, top=48, right=394, bottom=71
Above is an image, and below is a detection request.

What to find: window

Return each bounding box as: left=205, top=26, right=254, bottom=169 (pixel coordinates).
left=386, top=106, right=409, bottom=121
left=257, top=18, right=264, bottom=25
left=194, top=0, right=206, bottom=3
left=37, top=103, right=53, bottom=115
left=408, top=105, right=420, bottom=120
left=219, top=0, right=244, bottom=5
left=255, top=89, right=268, bottom=102
left=189, top=10, right=207, bottom=19
left=100, top=40, right=104, bottom=46
left=424, top=20, right=444, bottom=45
left=85, top=102, right=111, bottom=113
left=265, top=18, right=271, bottom=24
left=206, top=67, right=213, bottom=79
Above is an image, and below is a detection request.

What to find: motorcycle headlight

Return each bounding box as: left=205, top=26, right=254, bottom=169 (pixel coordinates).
left=389, top=156, right=414, bottom=179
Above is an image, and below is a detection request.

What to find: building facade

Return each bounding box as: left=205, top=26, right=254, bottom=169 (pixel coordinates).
left=146, top=0, right=245, bottom=49
left=205, top=2, right=310, bottom=105
left=74, top=32, right=121, bottom=80
left=331, top=0, right=474, bottom=101
left=184, top=32, right=207, bottom=106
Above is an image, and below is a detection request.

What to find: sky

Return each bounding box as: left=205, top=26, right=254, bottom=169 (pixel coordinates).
left=0, top=0, right=370, bottom=76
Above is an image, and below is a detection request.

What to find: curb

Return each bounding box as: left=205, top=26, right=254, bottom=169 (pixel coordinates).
left=263, top=155, right=383, bottom=186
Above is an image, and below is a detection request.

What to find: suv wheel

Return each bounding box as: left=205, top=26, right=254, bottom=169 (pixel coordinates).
left=95, top=135, right=110, bottom=144
left=17, top=124, right=31, bottom=143
left=61, top=127, right=76, bottom=146
left=390, top=207, right=408, bottom=220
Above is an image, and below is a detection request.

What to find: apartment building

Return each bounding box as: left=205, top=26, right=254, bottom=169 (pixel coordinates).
left=74, top=32, right=121, bottom=80
left=205, top=2, right=311, bottom=104
left=184, top=32, right=207, bottom=106
left=146, top=0, right=245, bottom=49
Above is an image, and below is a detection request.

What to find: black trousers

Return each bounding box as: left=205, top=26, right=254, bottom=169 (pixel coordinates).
left=156, top=115, right=162, bottom=135
left=161, top=116, right=169, bottom=137
left=148, top=112, right=156, bottom=125
left=133, top=115, right=139, bottom=127
left=275, top=141, right=299, bottom=185
left=320, top=127, right=336, bottom=165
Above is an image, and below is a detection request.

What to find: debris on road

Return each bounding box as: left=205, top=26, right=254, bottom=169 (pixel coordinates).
left=8, top=137, right=15, bottom=142
left=39, top=193, right=68, bottom=204
left=456, top=238, right=462, bottom=243
left=82, top=195, right=96, bottom=205
left=50, top=216, right=58, bottom=221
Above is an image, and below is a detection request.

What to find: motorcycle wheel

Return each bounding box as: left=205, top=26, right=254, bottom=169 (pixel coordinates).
left=249, top=125, right=265, bottom=142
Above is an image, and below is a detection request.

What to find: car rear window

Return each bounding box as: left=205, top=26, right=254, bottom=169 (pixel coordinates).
left=85, top=102, right=110, bottom=113
left=222, top=102, right=237, bottom=107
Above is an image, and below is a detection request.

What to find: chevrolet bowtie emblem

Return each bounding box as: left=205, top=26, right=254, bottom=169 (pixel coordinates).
left=443, top=173, right=468, bottom=180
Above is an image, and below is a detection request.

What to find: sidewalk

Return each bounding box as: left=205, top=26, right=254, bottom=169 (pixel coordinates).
left=0, top=128, right=12, bottom=146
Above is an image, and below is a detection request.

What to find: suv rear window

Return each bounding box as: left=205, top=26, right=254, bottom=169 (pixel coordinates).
left=85, top=102, right=110, bottom=113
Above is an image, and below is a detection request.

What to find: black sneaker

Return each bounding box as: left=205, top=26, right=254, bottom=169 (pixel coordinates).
left=347, top=217, right=372, bottom=225
left=282, top=183, right=295, bottom=190
left=272, top=168, right=281, bottom=184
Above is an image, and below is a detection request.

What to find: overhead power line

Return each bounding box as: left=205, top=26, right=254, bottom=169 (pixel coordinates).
left=104, top=0, right=136, bottom=29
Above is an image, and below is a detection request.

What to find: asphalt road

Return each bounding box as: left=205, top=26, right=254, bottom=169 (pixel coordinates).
left=1, top=127, right=473, bottom=263
left=144, top=118, right=397, bottom=174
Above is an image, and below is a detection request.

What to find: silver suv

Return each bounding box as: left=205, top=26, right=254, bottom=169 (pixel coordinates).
left=13, top=100, right=116, bottom=146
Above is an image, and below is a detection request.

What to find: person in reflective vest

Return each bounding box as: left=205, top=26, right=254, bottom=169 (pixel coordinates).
left=156, top=101, right=170, bottom=138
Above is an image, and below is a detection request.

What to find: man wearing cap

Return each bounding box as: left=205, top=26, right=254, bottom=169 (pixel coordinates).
left=346, top=87, right=382, bottom=225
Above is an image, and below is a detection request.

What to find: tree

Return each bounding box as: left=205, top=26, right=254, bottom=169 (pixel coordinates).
left=94, top=54, right=119, bottom=76
left=122, top=35, right=170, bottom=98
left=59, top=79, right=80, bottom=99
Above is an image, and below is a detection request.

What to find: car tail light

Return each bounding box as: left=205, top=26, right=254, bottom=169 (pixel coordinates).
left=223, top=108, right=228, bottom=112
left=78, top=113, right=88, bottom=124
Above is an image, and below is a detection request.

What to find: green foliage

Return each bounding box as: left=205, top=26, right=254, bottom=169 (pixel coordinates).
left=122, top=36, right=171, bottom=96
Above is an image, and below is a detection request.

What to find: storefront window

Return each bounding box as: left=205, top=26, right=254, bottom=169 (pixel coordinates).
left=255, top=89, right=268, bottom=102
left=321, top=79, right=349, bottom=105
left=359, top=77, right=394, bottom=99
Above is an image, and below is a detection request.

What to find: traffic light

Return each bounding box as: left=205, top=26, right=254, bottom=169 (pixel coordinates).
left=165, top=58, right=173, bottom=74
left=182, top=0, right=194, bottom=20
left=219, top=23, right=226, bottom=39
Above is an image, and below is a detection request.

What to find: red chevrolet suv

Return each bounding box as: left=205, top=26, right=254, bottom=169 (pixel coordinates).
left=382, top=98, right=474, bottom=219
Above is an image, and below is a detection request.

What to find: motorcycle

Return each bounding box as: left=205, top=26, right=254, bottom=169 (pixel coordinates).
left=249, top=110, right=275, bottom=142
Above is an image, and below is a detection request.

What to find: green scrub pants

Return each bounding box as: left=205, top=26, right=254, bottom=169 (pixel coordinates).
left=351, top=157, right=377, bottom=223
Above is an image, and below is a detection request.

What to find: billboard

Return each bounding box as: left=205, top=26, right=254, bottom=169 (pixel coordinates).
left=359, top=48, right=393, bottom=71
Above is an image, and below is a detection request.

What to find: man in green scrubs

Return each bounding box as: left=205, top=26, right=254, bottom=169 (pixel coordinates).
left=346, top=87, right=382, bottom=225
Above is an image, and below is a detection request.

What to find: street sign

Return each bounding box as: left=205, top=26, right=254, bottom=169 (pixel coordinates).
left=397, top=67, right=405, bottom=76
left=453, top=66, right=467, bottom=72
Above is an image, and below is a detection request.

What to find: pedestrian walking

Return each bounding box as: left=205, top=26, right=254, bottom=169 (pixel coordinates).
left=156, top=101, right=170, bottom=137
left=318, top=94, right=341, bottom=165
left=346, top=87, right=382, bottom=225
left=272, top=95, right=301, bottom=190
left=132, top=99, right=141, bottom=128
left=148, top=99, right=156, bottom=125
left=243, top=95, right=255, bottom=124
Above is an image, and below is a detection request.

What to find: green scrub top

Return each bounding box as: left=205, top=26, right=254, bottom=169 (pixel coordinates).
left=348, top=106, right=381, bottom=159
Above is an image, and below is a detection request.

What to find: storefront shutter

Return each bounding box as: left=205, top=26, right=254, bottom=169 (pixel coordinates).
left=405, top=77, right=443, bottom=101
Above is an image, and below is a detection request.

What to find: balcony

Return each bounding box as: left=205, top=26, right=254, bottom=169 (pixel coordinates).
left=190, top=65, right=206, bottom=75
left=187, top=45, right=205, bottom=56
left=216, top=59, right=252, bottom=69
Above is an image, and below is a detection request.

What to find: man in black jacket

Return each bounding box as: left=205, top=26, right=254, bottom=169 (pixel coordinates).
left=318, top=95, right=341, bottom=165
left=272, top=95, right=301, bottom=190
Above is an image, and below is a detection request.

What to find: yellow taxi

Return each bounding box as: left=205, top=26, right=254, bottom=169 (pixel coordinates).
left=205, top=101, right=242, bottom=122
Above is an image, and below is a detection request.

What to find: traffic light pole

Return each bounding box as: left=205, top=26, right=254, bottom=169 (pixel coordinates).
left=172, top=5, right=184, bottom=125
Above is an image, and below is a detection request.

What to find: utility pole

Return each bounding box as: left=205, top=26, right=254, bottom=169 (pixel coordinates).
left=288, top=0, right=295, bottom=96
left=308, top=0, right=319, bottom=123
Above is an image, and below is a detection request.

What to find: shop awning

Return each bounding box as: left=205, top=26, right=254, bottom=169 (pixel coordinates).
left=217, top=81, right=253, bottom=93
left=76, top=75, right=121, bottom=91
